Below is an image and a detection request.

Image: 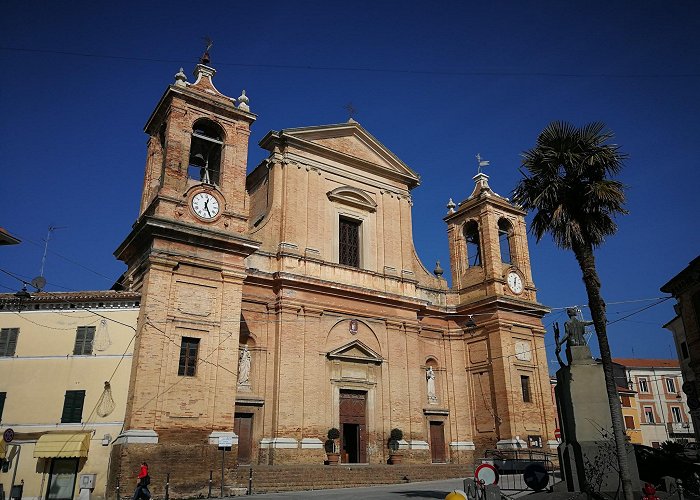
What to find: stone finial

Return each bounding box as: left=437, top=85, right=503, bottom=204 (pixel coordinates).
left=237, top=90, right=250, bottom=111
left=174, top=67, right=188, bottom=87
left=446, top=198, right=456, bottom=214
left=433, top=261, right=444, bottom=277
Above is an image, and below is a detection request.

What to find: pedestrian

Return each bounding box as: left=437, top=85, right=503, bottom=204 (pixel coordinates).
left=132, top=462, right=151, bottom=500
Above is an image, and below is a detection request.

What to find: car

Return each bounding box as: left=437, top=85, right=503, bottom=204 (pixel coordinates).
left=684, top=442, right=700, bottom=462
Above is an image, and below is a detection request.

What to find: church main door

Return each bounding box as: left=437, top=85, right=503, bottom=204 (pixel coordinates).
left=339, top=390, right=367, bottom=463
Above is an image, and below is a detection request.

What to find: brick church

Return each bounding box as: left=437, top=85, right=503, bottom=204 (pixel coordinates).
left=110, top=56, right=555, bottom=489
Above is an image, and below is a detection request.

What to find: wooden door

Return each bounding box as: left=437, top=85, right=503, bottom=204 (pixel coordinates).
left=430, top=421, right=446, bottom=463
left=339, top=390, right=367, bottom=463
left=234, top=413, right=253, bottom=464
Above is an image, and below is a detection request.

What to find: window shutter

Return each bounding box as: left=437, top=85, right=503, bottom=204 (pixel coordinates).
left=61, top=390, right=85, bottom=423
left=0, top=328, right=19, bottom=356
left=0, top=392, right=6, bottom=422
left=74, top=327, right=95, bottom=355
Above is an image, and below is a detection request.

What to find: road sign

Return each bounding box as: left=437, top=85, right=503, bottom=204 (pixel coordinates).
left=523, top=462, right=549, bottom=491
left=475, top=463, right=499, bottom=485
left=218, top=436, right=233, bottom=448
left=554, top=428, right=561, bottom=440
left=3, top=429, right=14, bottom=443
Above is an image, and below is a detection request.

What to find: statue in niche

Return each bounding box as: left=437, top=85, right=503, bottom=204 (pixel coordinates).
left=426, top=366, right=438, bottom=404
left=238, top=346, right=251, bottom=386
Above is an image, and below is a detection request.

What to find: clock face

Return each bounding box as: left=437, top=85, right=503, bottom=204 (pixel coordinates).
left=191, top=192, right=220, bottom=220
left=507, top=271, right=523, bottom=294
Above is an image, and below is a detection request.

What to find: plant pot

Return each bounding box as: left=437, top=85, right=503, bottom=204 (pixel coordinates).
left=326, top=452, right=340, bottom=465
left=389, top=453, right=403, bottom=465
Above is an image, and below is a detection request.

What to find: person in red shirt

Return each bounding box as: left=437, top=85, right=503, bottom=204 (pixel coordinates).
left=132, top=462, right=150, bottom=500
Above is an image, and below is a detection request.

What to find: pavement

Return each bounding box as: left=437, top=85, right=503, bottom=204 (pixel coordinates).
left=236, top=477, right=541, bottom=499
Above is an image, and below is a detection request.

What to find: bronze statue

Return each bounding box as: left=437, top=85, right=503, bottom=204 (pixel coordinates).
left=554, top=308, right=594, bottom=368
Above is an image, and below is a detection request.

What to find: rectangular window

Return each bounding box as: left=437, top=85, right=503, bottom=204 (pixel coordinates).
left=178, top=337, right=200, bottom=377
left=644, top=406, right=655, bottom=424
left=0, top=328, right=19, bottom=357
left=0, top=392, right=5, bottom=423
left=681, top=341, right=690, bottom=359
left=638, top=378, right=649, bottom=393
left=339, top=217, right=361, bottom=268
left=521, top=375, right=531, bottom=403
left=621, top=395, right=631, bottom=407
left=73, top=326, right=95, bottom=355
left=666, top=378, right=677, bottom=394
left=61, top=390, right=85, bottom=423
left=671, top=406, right=683, bottom=423
left=624, top=415, right=635, bottom=430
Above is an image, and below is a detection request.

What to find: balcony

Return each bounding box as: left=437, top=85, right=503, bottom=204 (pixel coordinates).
left=667, top=421, right=694, bottom=436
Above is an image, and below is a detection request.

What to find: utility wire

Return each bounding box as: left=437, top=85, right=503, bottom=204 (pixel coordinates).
left=1, top=46, right=700, bottom=79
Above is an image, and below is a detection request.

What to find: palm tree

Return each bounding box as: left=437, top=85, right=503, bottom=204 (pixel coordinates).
left=512, top=121, right=633, bottom=500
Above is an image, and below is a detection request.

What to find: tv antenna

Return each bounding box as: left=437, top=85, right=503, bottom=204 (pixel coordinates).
left=38, top=225, right=66, bottom=285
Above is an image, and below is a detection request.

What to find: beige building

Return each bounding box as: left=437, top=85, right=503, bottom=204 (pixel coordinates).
left=0, top=292, right=139, bottom=500
left=613, top=358, right=694, bottom=447
left=106, top=56, right=557, bottom=496
left=661, top=256, right=700, bottom=441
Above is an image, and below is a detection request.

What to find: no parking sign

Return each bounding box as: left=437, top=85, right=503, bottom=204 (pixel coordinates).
left=475, top=463, right=499, bottom=485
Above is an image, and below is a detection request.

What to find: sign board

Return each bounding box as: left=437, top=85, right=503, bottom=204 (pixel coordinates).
left=475, top=463, right=499, bottom=485
left=523, top=462, right=549, bottom=491
left=3, top=429, right=14, bottom=443
left=218, top=436, right=233, bottom=448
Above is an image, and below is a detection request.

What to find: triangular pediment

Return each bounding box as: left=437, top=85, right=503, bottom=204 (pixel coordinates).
left=260, top=122, right=420, bottom=188
left=327, top=340, right=383, bottom=365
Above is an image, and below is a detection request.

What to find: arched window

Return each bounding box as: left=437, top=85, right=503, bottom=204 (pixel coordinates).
left=464, top=221, right=481, bottom=267
left=188, top=119, right=223, bottom=185
left=498, top=218, right=513, bottom=264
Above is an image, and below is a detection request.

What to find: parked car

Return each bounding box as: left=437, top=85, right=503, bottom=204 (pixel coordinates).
left=684, top=442, right=700, bottom=462
left=634, top=444, right=700, bottom=493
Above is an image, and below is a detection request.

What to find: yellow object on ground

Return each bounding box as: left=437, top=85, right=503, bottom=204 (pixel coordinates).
left=445, top=490, right=468, bottom=500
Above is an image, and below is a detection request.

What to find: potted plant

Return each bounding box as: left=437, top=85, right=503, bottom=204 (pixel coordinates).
left=388, top=428, right=404, bottom=464
left=325, top=428, right=340, bottom=465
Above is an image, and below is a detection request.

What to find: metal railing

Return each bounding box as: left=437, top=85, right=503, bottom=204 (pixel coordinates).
left=479, top=449, right=561, bottom=493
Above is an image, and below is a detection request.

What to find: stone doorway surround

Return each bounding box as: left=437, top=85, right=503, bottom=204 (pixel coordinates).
left=327, top=339, right=382, bottom=463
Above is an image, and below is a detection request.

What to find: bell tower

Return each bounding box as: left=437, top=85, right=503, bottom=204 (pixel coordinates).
left=112, top=54, right=260, bottom=470
left=445, top=170, right=555, bottom=450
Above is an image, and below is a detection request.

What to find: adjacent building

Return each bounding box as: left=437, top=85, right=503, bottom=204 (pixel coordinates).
left=613, top=358, right=694, bottom=447
left=661, top=256, right=700, bottom=441
left=0, top=292, right=139, bottom=500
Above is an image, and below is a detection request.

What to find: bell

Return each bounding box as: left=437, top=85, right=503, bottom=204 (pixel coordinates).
left=189, top=153, right=206, bottom=168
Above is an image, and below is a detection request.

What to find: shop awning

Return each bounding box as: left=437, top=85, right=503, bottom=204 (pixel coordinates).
left=34, top=432, right=90, bottom=458
left=0, top=440, right=6, bottom=459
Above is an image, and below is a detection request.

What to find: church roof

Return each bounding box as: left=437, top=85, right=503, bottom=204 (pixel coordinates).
left=259, top=120, right=421, bottom=189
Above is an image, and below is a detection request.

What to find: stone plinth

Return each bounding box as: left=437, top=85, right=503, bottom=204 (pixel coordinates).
left=556, top=345, right=639, bottom=493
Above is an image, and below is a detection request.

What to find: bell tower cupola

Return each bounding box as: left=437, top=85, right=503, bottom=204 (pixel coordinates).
left=445, top=167, right=537, bottom=305
left=138, top=56, right=256, bottom=235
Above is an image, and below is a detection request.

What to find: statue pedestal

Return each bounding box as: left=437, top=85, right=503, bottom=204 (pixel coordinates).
left=556, top=345, right=639, bottom=493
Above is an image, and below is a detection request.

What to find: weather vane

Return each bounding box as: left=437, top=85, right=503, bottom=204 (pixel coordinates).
left=344, top=103, right=357, bottom=120
left=200, top=36, right=213, bottom=65
left=476, top=153, right=490, bottom=174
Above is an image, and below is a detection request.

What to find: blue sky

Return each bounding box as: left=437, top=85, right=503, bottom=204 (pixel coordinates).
left=1, top=1, right=698, bottom=369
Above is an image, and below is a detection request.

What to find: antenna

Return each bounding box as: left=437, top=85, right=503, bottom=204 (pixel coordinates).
left=39, top=225, right=67, bottom=278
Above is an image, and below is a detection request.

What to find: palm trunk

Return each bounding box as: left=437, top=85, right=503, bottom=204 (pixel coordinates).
left=572, top=241, right=634, bottom=500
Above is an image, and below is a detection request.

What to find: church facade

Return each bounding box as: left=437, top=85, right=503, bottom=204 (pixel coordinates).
left=110, top=59, right=555, bottom=488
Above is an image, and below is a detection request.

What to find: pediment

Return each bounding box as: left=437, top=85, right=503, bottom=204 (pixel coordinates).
left=327, top=186, right=377, bottom=212
left=260, top=122, right=420, bottom=188
left=327, top=340, right=383, bottom=365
